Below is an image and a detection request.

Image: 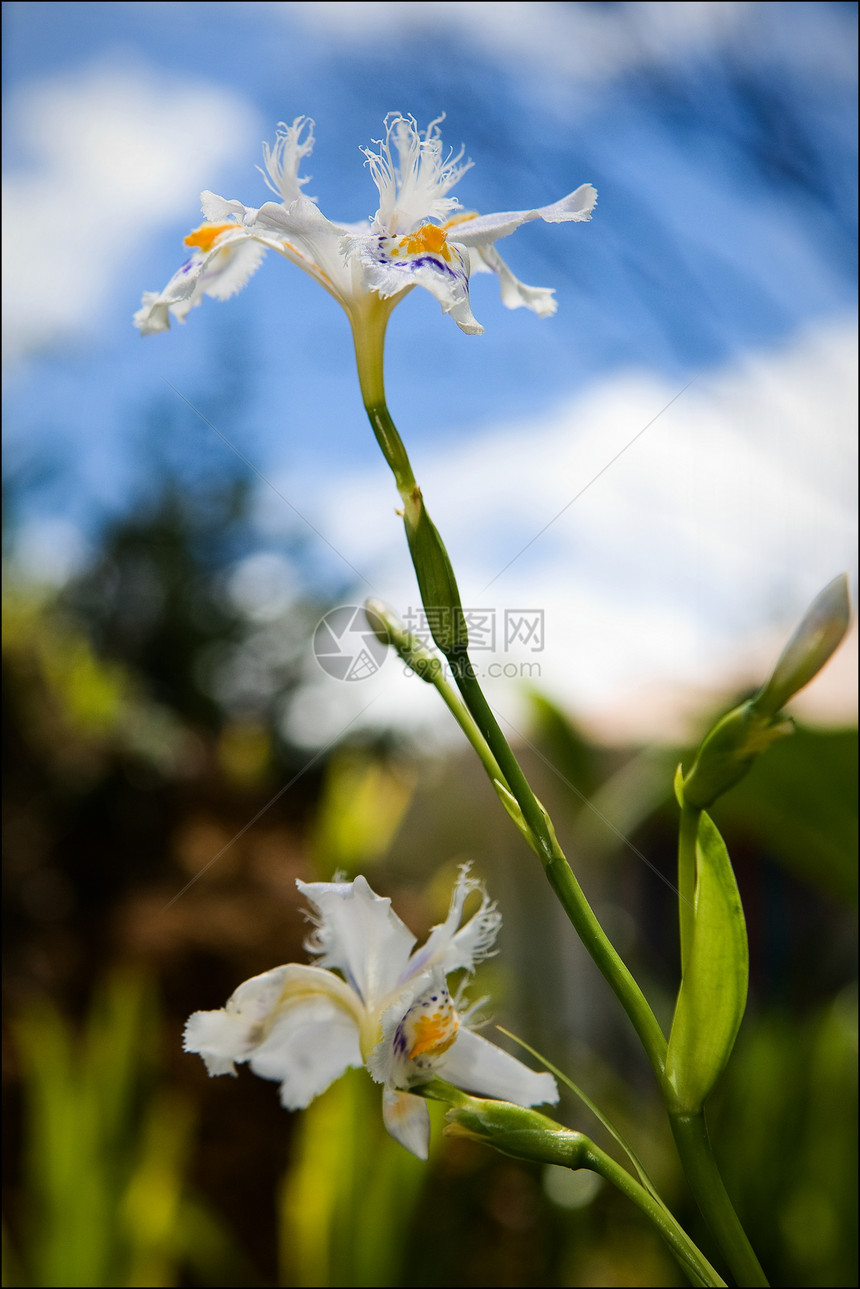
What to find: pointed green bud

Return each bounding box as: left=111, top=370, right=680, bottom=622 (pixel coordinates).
left=363, top=598, right=444, bottom=684
left=402, top=488, right=468, bottom=656
left=752, top=573, right=851, bottom=718
left=683, top=574, right=851, bottom=809
left=362, top=599, right=391, bottom=648
left=443, top=1095, right=589, bottom=1169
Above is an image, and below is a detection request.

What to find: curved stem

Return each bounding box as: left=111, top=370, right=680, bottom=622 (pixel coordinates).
left=424, top=1081, right=726, bottom=1289
left=670, top=1110, right=769, bottom=1287
left=353, top=359, right=669, bottom=1077
left=363, top=400, right=416, bottom=497
left=350, top=302, right=416, bottom=498
left=583, top=1140, right=728, bottom=1288
left=353, top=339, right=761, bottom=1285
left=452, top=659, right=668, bottom=1081
left=429, top=667, right=511, bottom=788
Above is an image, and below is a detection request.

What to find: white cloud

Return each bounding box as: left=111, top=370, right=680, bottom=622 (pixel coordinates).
left=272, top=315, right=857, bottom=745
left=2, top=61, right=260, bottom=361
left=291, top=1, right=751, bottom=83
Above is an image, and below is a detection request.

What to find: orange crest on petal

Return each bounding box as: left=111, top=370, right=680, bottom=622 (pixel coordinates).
left=395, top=223, right=452, bottom=261
left=184, top=222, right=237, bottom=253
left=404, top=989, right=459, bottom=1060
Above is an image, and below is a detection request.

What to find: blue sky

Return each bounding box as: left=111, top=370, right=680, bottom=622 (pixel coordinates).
left=3, top=1, right=857, bottom=737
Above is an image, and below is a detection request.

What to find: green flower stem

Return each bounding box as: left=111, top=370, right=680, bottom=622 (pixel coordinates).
left=353, top=351, right=668, bottom=1081
left=450, top=657, right=669, bottom=1081
left=353, top=346, right=759, bottom=1284
left=364, top=399, right=417, bottom=498
left=351, top=305, right=416, bottom=498
left=422, top=1081, right=726, bottom=1289
left=417, top=658, right=511, bottom=789
left=670, top=1110, right=769, bottom=1288
left=583, top=1139, right=727, bottom=1289
left=678, top=802, right=700, bottom=977
left=436, top=684, right=507, bottom=784
left=365, top=601, right=507, bottom=789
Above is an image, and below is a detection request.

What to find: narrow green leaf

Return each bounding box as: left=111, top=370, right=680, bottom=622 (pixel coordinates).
left=666, top=811, right=749, bottom=1111
left=497, top=1027, right=663, bottom=1203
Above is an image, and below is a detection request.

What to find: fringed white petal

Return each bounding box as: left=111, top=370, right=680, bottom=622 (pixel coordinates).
left=297, top=875, right=416, bottom=1005
left=183, top=965, right=291, bottom=1076
left=473, top=244, right=557, bottom=318
left=364, top=113, right=472, bottom=236
left=184, top=963, right=363, bottom=1105
left=251, top=999, right=362, bottom=1109
left=134, top=291, right=173, bottom=336
left=250, top=195, right=357, bottom=300
left=450, top=183, right=597, bottom=248
left=259, top=117, right=316, bottom=206
left=134, top=257, right=206, bottom=334
left=439, top=1028, right=559, bottom=1107
left=198, top=238, right=268, bottom=302
left=407, top=865, right=501, bottom=979
left=134, top=230, right=266, bottom=333
left=200, top=191, right=258, bottom=225
left=347, top=232, right=473, bottom=326
left=382, top=1087, right=431, bottom=1159
left=445, top=292, right=484, bottom=336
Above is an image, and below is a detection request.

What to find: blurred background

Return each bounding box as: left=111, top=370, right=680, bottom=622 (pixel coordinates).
left=2, top=3, right=857, bottom=1286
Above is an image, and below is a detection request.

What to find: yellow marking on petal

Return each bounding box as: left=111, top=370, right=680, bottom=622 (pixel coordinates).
left=184, top=222, right=236, bottom=253
left=396, top=223, right=452, bottom=261
left=442, top=211, right=479, bottom=230
left=408, top=1010, right=459, bottom=1060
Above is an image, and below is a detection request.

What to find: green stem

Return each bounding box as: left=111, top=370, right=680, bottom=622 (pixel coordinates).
left=583, top=1140, right=728, bottom=1289
left=451, top=657, right=668, bottom=1081
left=354, top=341, right=759, bottom=1285
left=424, top=1081, right=725, bottom=1289
left=678, top=802, right=700, bottom=977
left=428, top=666, right=510, bottom=788
left=363, top=399, right=416, bottom=498
left=350, top=303, right=416, bottom=498
left=355, top=368, right=669, bottom=1078
left=670, top=1110, right=769, bottom=1287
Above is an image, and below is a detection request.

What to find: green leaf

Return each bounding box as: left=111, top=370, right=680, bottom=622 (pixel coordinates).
left=666, top=810, right=749, bottom=1111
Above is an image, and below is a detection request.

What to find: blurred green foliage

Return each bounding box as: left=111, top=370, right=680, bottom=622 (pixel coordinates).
left=6, top=972, right=253, bottom=1288
left=3, top=481, right=856, bottom=1287
left=279, top=1068, right=436, bottom=1288
left=710, top=990, right=858, bottom=1289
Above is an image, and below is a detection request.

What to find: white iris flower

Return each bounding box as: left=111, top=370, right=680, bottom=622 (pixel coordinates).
left=135, top=113, right=596, bottom=343
left=183, top=867, right=558, bottom=1159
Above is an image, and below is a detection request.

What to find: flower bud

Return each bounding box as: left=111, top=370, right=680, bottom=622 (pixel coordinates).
left=752, top=573, right=851, bottom=718
left=363, top=598, right=444, bottom=684
left=444, top=1096, right=589, bottom=1168
left=402, top=488, right=468, bottom=656
left=683, top=575, right=851, bottom=810
left=682, top=702, right=792, bottom=810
